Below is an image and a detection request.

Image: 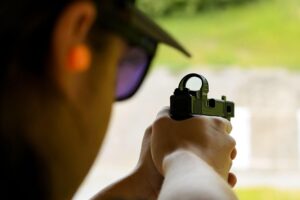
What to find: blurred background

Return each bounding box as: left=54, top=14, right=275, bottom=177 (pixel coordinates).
left=75, top=0, right=300, bottom=199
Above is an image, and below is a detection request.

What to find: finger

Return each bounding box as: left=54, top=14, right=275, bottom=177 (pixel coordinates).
left=141, top=126, right=153, bottom=152
left=138, top=126, right=153, bottom=163
left=228, top=172, right=237, bottom=188
left=226, top=122, right=233, bottom=134
left=156, top=106, right=171, bottom=119
left=211, top=117, right=232, bottom=134
left=227, top=135, right=236, bottom=150
left=144, top=126, right=152, bottom=140
left=231, top=148, right=237, bottom=160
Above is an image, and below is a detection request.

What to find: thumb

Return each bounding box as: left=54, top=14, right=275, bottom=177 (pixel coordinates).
left=137, top=126, right=152, bottom=163
left=156, top=107, right=171, bottom=120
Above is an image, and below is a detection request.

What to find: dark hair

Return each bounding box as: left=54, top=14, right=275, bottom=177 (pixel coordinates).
left=0, top=1, right=74, bottom=84
left=1, top=129, right=48, bottom=199
left=0, top=1, right=79, bottom=199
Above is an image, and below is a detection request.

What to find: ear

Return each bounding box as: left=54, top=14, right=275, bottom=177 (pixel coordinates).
left=51, top=1, right=96, bottom=102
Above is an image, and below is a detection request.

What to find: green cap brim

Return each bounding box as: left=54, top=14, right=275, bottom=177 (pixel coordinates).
left=129, top=6, right=192, bottom=57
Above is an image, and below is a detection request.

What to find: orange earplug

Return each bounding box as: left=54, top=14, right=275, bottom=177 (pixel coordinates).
left=67, top=44, right=91, bottom=72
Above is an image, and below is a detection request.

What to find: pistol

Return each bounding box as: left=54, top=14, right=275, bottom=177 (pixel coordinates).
left=170, top=73, right=235, bottom=121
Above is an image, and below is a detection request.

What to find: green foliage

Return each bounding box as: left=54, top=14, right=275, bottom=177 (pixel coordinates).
left=150, top=0, right=300, bottom=70
left=236, top=188, right=300, bottom=200
left=137, top=0, right=257, bottom=17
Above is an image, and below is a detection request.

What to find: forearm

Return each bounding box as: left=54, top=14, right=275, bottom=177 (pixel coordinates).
left=92, top=166, right=162, bottom=200
left=158, top=149, right=237, bottom=200
left=91, top=171, right=139, bottom=200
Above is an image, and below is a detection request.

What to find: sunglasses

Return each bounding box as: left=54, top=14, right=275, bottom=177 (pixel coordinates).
left=94, top=0, right=190, bottom=101
left=94, top=3, right=158, bottom=101
left=116, top=44, right=156, bottom=101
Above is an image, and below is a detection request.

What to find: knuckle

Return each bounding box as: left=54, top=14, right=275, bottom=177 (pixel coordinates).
left=227, top=122, right=233, bottom=133
left=190, top=115, right=210, bottom=127
left=227, top=135, right=236, bottom=148
left=231, top=148, right=237, bottom=160
left=211, top=117, right=232, bottom=134
left=153, top=115, right=171, bottom=128
left=156, top=107, right=170, bottom=119
left=211, top=117, right=225, bottom=126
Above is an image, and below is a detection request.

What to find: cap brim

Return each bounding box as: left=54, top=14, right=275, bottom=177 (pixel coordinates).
left=130, top=6, right=192, bottom=57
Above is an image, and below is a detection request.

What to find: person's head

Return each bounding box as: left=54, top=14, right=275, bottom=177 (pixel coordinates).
left=0, top=0, right=189, bottom=199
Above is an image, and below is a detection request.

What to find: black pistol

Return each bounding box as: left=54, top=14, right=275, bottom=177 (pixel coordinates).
left=170, top=73, right=235, bottom=121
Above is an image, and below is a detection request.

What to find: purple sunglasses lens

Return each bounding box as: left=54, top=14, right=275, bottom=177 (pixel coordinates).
left=116, top=47, right=148, bottom=99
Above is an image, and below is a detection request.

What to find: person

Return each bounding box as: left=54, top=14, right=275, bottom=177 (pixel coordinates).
left=0, top=0, right=237, bottom=199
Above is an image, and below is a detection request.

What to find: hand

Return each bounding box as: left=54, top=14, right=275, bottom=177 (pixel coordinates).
left=134, top=126, right=164, bottom=199
left=151, top=107, right=237, bottom=187
left=92, top=128, right=163, bottom=200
